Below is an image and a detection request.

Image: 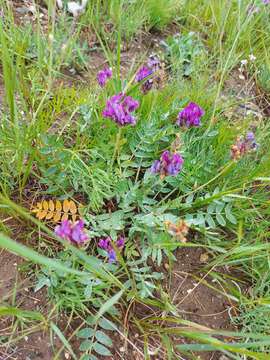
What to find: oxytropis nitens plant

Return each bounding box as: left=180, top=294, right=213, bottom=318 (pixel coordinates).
left=151, top=150, right=184, bottom=178
left=98, top=236, right=125, bottom=262
left=97, top=67, right=112, bottom=87
left=135, top=55, right=161, bottom=94
left=102, top=93, right=139, bottom=126
left=176, top=102, right=205, bottom=128
left=55, top=219, right=89, bottom=245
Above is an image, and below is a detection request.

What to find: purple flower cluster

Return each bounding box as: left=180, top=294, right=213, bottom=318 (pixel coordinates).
left=102, top=93, right=139, bottom=126
left=98, top=236, right=125, bottom=263
left=151, top=150, right=184, bottom=177
left=135, top=55, right=161, bottom=94
left=97, top=67, right=112, bottom=87
left=176, top=102, right=205, bottom=128
left=231, top=131, right=258, bottom=160
left=55, top=219, right=89, bottom=245
left=147, top=55, right=161, bottom=72
left=135, top=66, right=152, bottom=82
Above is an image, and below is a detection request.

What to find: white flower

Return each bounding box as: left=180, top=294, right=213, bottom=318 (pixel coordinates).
left=67, top=0, right=88, bottom=17
left=249, top=54, right=256, bottom=62
left=56, top=0, right=63, bottom=8
left=241, top=59, right=248, bottom=66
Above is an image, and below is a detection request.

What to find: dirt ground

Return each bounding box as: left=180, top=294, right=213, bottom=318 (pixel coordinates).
left=0, top=247, right=236, bottom=360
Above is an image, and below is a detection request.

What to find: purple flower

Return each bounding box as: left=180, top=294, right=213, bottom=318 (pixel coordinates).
left=135, top=55, right=161, bottom=94
left=98, top=237, right=111, bottom=251
left=55, top=220, right=72, bottom=240
left=97, top=67, right=112, bottom=87
left=246, top=131, right=255, bottom=141
left=247, top=4, right=260, bottom=15
left=98, top=236, right=125, bottom=263
left=147, top=55, right=161, bottom=73
left=150, top=160, right=161, bottom=174
left=151, top=150, right=184, bottom=177
left=55, top=219, right=89, bottom=246
left=108, top=250, right=116, bottom=263
left=177, top=102, right=205, bottom=128
left=136, top=66, right=152, bottom=82
left=263, top=0, right=270, bottom=4
left=142, top=79, right=154, bottom=94
left=245, top=131, right=258, bottom=150
left=116, top=236, right=125, bottom=248
left=102, top=93, right=139, bottom=126
left=71, top=220, right=89, bottom=245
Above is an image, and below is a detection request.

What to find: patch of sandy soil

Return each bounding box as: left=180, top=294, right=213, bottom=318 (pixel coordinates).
left=222, top=70, right=269, bottom=122
left=0, top=248, right=61, bottom=360
left=105, top=247, right=237, bottom=360
left=169, top=247, right=236, bottom=360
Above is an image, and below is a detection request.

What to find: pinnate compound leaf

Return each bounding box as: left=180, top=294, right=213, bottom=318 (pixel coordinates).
left=32, top=199, right=80, bottom=223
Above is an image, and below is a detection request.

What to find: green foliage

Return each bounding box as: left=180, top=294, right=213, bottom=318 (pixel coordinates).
left=77, top=316, right=117, bottom=358
left=34, top=249, right=115, bottom=311
left=257, top=63, right=270, bottom=93
left=162, top=32, right=206, bottom=77
left=1, top=0, right=270, bottom=357
left=146, top=0, right=181, bottom=30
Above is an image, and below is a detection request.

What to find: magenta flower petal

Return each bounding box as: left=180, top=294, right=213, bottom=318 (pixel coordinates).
left=103, top=93, right=139, bottom=126
left=71, top=220, right=89, bottom=245
left=55, top=219, right=88, bottom=246
left=177, top=102, right=204, bottom=128
left=150, top=160, right=161, bottom=174
left=151, top=151, right=184, bottom=177
left=136, top=66, right=152, bottom=82
left=55, top=220, right=72, bottom=240
left=116, top=236, right=125, bottom=248
left=98, top=236, right=125, bottom=263
left=97, top=67, right=112, bottom=87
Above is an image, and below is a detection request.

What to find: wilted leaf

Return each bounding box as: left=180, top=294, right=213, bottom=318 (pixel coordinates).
left=49, top=200, right=55, bottom=211
left=36, top=210, right=47, bottom=220
left=56, top=200, right=62, bottom=211
left=32, top=199, right=81, bottom=224
left=61, top=213, right=69, bottom=221
left=54, top=212, right=61, bottom=222
left=42, top=200, right=48, bottom=211
left=63, top=199, right=70, bottom=213
left=69, top=200, right=77, bottom=214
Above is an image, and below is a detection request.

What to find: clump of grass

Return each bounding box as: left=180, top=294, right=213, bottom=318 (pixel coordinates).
left=146, top=0, right=181, bottom=30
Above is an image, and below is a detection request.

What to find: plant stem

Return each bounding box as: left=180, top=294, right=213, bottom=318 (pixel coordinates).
left=111, top=128, right=122, bottom=168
